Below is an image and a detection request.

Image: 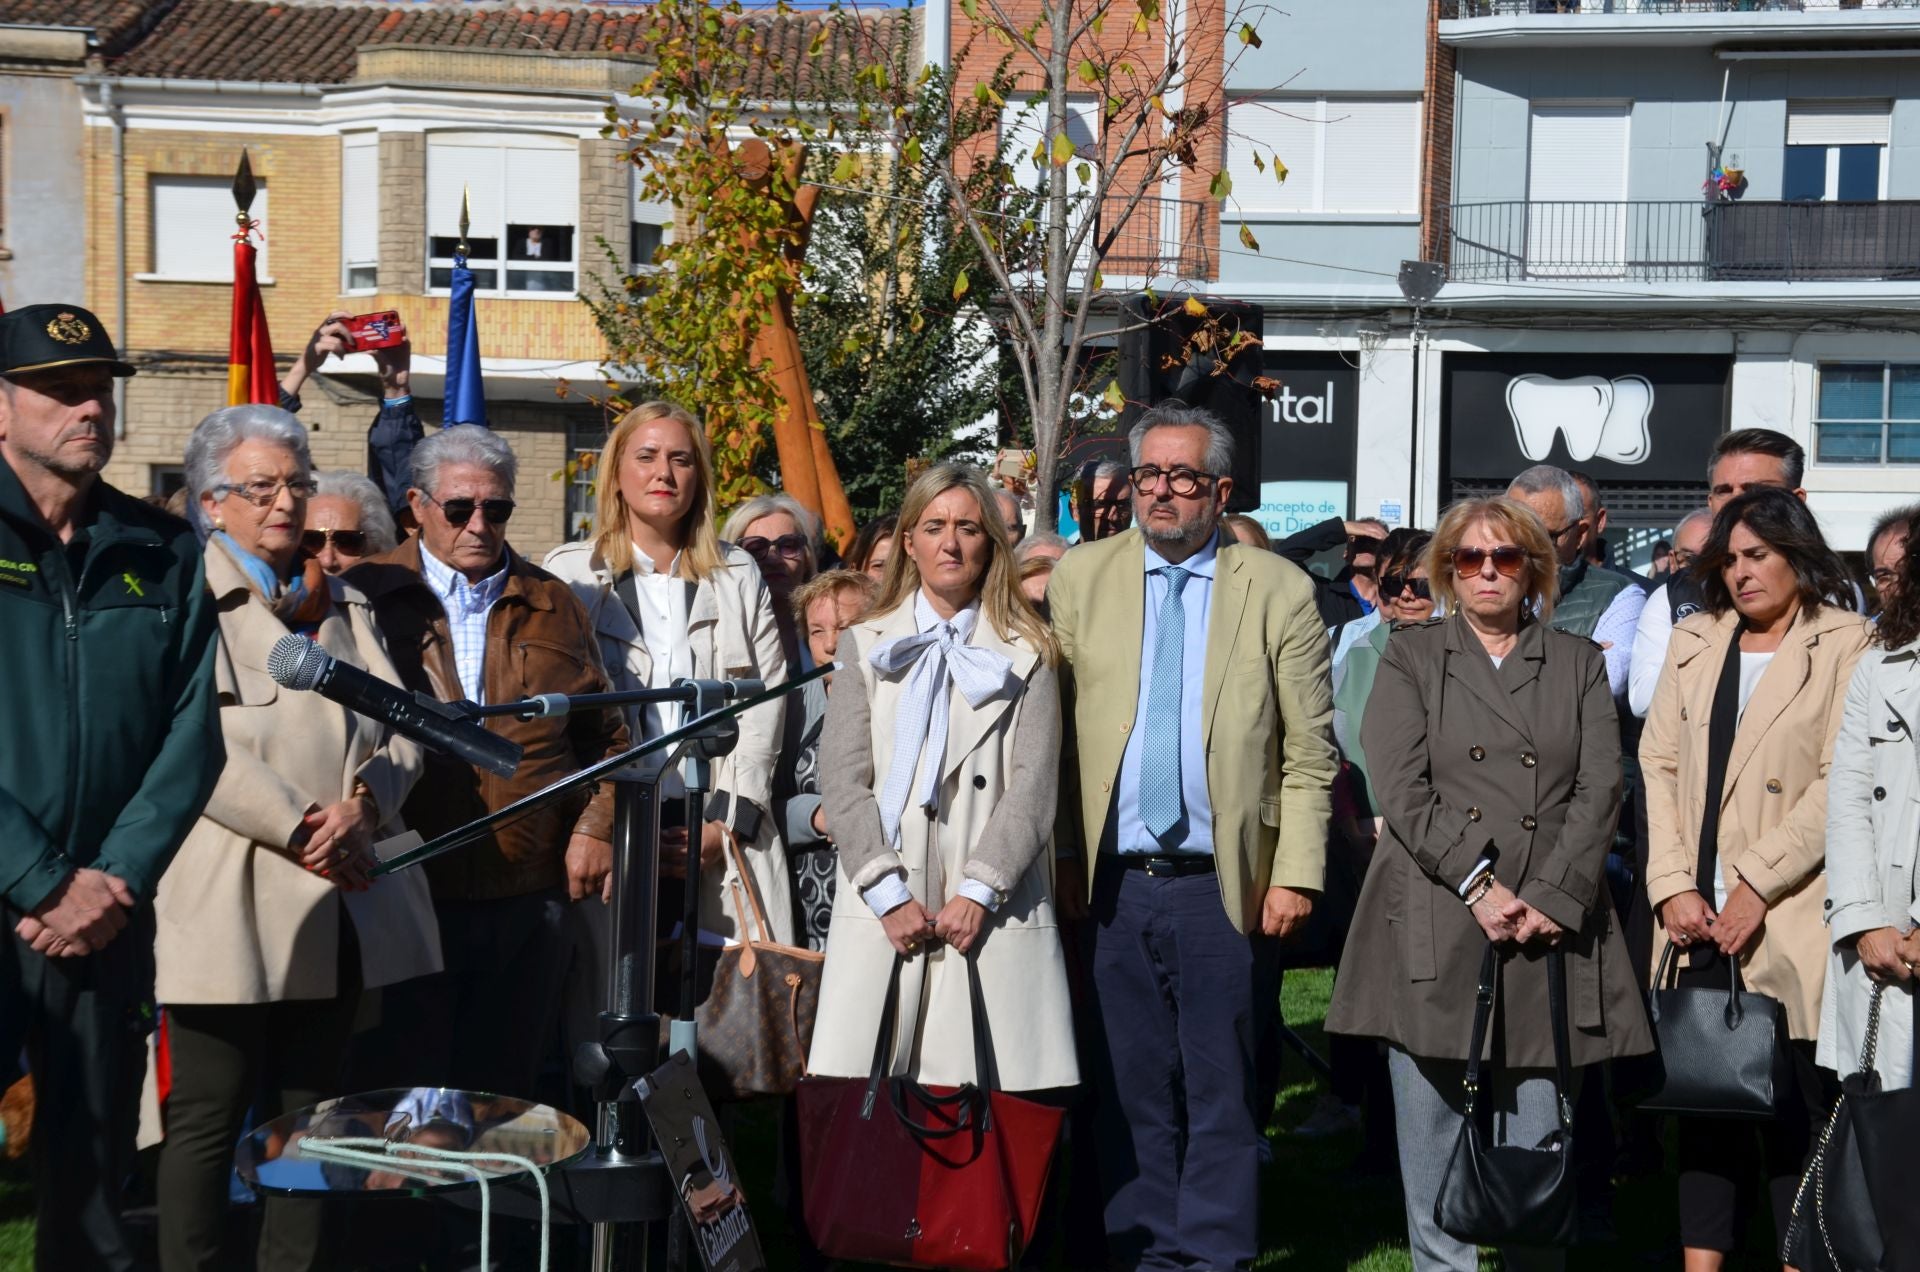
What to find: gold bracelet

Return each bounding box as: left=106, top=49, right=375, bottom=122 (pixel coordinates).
left=1463, top=876, right=1495, bottom=908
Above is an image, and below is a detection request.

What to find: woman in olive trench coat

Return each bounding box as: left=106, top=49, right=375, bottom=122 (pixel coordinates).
left=1327, top=496, right=1651, bottom=1272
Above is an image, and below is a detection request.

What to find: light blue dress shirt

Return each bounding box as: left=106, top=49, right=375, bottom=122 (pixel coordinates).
left=419, top=543, right=508, bottom=704
left=1114, top=535, right=1218, bottom=855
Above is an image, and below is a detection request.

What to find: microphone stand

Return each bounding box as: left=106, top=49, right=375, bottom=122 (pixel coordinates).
left=372, top=666, right=828, bottom=1272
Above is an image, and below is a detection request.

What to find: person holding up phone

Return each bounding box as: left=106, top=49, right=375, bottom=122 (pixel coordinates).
left=277, top=310, right=423, bottom=527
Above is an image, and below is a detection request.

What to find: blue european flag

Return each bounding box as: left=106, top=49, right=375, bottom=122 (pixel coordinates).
left=442, top=251, right=486, bottom=428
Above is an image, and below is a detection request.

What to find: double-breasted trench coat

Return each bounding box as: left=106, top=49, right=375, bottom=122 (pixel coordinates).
left=1818, top=637, right=1920, bottom=1082
left=153, top=537, right=441, bottom=1005
left=1640, top=604, right=1873, bottom=1041
left=543, top=539, right=793, bottom=944
left=807, top=602, right=1079, bottom=1092
left=1326, top=617, right=1654, bottom=1069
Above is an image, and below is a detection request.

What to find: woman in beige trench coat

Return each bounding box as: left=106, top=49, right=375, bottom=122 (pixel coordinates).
left=154, top=406, right=440, bottom=1272
left=1639, top=487, right=1871, bottom=1271
left=809, top=464, right=1078, bottom=1094
left=1327, top=496, right=1650, bottom=1272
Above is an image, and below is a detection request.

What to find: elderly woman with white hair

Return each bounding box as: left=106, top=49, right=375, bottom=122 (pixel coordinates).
left=154, top=405, right=440, bottom=1272
left=725, top=492, right=821, bottom=669
left=304, top=470, right=399, bottom=576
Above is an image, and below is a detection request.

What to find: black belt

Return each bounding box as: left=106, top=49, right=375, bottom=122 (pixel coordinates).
left=1111, top=853, right=1216, bottom=878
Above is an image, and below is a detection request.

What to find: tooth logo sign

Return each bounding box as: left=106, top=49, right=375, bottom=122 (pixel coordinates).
left=1505, top=374, right=1653, bottom=466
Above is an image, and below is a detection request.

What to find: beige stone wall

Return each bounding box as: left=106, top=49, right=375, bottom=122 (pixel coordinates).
left=377, top=130, right=426, bottom=295
left=107, top=366, right=600, bottom=561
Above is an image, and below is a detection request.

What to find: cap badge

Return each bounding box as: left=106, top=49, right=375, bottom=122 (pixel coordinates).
left=46, top=312, right=90, bottom=345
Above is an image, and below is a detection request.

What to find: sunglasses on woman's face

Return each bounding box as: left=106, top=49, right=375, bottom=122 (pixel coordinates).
left=302, top=528, right=369, bottom=556
left=1451, top=545, right=1528, bottom=578
left=1380, top=574, right=1432, bottom=600
left=740, top=534, right=809, bottom=560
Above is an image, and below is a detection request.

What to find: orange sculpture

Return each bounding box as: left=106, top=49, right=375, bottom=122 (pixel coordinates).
left=729, top=137, right=854, bottom=551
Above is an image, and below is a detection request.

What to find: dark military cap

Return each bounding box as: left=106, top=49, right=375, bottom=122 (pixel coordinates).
left=0, top=304, right=135, bottom=378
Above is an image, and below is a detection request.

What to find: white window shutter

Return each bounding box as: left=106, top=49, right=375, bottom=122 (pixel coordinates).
left=427, top=141, right=504, bottom=240
left=1787, top=100, right=1892, bottom=147
left=505, top=146, right=579, bottom=227
left=340, top=136, right=378, bottom=268
left=1227, top=98, right=1318, bottom=213
left=1528, top=103, right=1629, bottom=276
left=1321, top=99, right=1420, bottom=214
left=152, top=177, right=268, bottom=279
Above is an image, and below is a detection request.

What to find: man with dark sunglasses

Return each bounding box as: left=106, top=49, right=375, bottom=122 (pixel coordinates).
left=1276, top=513, right=1390, bottom=632
left=345, top=426, right=631, bottom=1101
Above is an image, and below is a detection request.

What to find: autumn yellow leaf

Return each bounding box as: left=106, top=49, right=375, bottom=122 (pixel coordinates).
left=904, top=136, right=923, bottom=165
left=1102, top=380, right=1126, bottom=411
left=1183, top=296, right=1207, bottom=317
left=1209, top=170, right=1233, bottom=198
left=1273, top=157, right=1289, bottom=183
left=953, top=269, right=970, bottom=300
left=1239, top=22, right=1261, bottom=47
left=1051, top=131, right=1076, bottom=166
left=1239, top=224, right=1261, bottom=251
left=1079, top=59, right=1100, bottom=85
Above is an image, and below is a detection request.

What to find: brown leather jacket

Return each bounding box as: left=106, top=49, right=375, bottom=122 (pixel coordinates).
left=349, top=537, right=631, bottom=901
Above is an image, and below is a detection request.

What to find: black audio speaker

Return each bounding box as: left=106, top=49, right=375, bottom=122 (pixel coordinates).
left=1115, top=294, right=1264, bottom=512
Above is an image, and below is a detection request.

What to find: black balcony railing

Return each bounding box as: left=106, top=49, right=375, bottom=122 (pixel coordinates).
left=1439, top=200, right=1920, bottom=283
left=1442, top=1, right=1920, bottom=16
left=1097, top=196, right=1215, bottom=280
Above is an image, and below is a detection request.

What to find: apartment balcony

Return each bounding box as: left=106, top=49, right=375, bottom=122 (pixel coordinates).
left=1438, top=0, right=1920, bottom=47
left=1439, top=199, right=1920, bottom=284
left=1097, top=196, right=1216, bottom=282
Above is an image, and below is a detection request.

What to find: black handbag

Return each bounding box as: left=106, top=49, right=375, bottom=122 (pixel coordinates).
left=1638, top=939, right=1790, bottom=1119
left=1434, top=945, right=1578, bottom=1249
left=1783, top=983, right=1920, bottom=1272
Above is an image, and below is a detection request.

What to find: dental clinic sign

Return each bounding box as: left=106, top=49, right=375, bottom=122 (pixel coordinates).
left=1257, top=354, right=1358, bottom=536
left=1445, top=353, right=1731, bottom=485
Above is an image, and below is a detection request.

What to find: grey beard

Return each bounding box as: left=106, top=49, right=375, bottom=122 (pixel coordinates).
left=1141, top=515, right=1215, bottom=552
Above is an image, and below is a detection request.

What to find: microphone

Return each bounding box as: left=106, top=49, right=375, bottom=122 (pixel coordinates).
left=267, top=634, right=524, bottom=777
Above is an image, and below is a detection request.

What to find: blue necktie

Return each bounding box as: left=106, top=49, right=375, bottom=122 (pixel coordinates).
left=1139, top=566, right=1190, bottom=844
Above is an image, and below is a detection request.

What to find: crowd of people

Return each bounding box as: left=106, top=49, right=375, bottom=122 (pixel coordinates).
left=2, top=298, right=1919, bottom=1272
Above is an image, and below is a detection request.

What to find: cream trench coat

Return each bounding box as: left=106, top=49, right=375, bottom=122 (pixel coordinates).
left=807, top=603, right=1079, bottom=1092
left=153, top=538, right=441, bottom=1005
left=1817, top=639, right=1920, bottom=1084
left=1640, top=604, right=1873, bottom=1041
left=543, top=539, right=793, bottom=944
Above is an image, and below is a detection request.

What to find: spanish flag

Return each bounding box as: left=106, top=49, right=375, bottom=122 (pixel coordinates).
left=227, top=224, right=276, bottom=406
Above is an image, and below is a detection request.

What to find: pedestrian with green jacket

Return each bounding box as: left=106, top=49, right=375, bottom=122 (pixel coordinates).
left=0, top=303, right=222, bottom=1270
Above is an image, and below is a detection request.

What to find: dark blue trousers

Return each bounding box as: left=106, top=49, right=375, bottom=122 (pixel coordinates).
left=1083, top=864, right=1278, bottom=1271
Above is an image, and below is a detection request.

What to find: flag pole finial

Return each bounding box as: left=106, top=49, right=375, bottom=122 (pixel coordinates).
left=458, top=185, right=471, bottom=257
left=231, top=149, right=258, bottom=229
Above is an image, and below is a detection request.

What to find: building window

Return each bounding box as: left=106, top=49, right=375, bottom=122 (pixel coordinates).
left=566, top=415, right=609, bottom=541
left=150, top=464, right=186, bottom=498
left=630, top=168, right=671, bottom=274
left=1816, top=362, right=1920, bottom=465
left=149, top=176, right=269, bottom=281
left=1784, top=101, right=1889, bottom=202
left=426, top=134, right=578, bottom=296
left=1226, top=96, right=1420, bottom=216
left=999, top=97, right=1101, bottom=269
left=341, top=134, right=379, bottom=291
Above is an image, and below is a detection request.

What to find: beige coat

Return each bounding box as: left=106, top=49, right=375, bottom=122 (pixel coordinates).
left=1046, top=530, right=1339, bottom=932
left=807, top=604, right=1078, bottom=1092
left=154, top=538, right=441, bottom=1004
left=1640, top=604, right=1873, bottom=1040
left=543, top=539, right=793, bottom=944
left=1326, top=618, right=1653, bottom=1068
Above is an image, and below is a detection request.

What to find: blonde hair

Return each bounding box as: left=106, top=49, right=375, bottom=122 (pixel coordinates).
left=591, top=401, right=729, bottom=582
left=1426, top=495, right=1559, bottom=623
left=872, top=463, right=1060, bottom=666
left=791, top=568, right=877, bottom=624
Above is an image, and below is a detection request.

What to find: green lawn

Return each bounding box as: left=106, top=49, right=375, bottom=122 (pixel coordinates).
left=0, top=968, right=1785, bottom=1269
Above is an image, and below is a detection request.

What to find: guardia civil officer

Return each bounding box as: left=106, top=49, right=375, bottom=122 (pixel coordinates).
left=0, top=304, right=223, bottom=1269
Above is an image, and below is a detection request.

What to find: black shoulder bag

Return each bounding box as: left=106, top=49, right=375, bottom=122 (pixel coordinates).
left=1434, top=945, right=1578, bottom=1249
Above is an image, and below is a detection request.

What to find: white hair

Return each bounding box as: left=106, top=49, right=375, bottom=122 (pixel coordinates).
left=1126, top=402, right=1235, bottom=477
left=1508, top=463, right=1586, bottom=523
left=723, top=492, right=822, bottom=552
left=411, top=426, right=517, bottom=497
left=1016, top=531, right=1070, bottom=563
left=313, top=470, right=399, bottom=555
left=184, top=404, right=312, bottom=533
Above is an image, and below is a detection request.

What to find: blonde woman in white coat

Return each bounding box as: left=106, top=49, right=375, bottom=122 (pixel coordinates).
left=543, top=401, right=793, bottom=956
left=1819, top=534, right=1920, bottom=1087
left=809, top=464, right=1079, bottom=1094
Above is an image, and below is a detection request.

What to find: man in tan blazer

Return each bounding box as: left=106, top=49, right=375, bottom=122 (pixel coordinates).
left=1049, top=402, right=1337, bottom=1271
